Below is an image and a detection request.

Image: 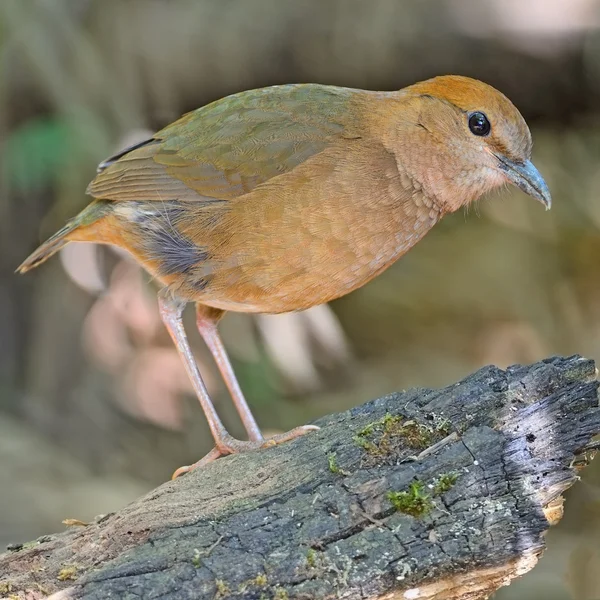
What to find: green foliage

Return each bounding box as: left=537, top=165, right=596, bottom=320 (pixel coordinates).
left=4, top=118, right=73, bottom=193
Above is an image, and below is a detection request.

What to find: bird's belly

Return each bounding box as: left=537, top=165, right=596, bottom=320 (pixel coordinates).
left=193, top=227, right=431, bottom=314
left=198, top=264, right=383, bottom=314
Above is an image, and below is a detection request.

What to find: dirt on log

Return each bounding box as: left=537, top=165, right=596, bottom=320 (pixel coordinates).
left=1, top=355, right=599, bottom=600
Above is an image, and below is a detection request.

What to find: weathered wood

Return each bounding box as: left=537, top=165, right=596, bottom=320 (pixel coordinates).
left=1, top=355, right=598, bottom=600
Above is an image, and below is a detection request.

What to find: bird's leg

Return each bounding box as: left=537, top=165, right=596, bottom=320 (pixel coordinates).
left=195, top=305, right=263, bottom=442
left=189, top=304, right=318, bottom=473
left=159, top=291, right=318, bottom=479
left=157, top=291, right=232, bottom=449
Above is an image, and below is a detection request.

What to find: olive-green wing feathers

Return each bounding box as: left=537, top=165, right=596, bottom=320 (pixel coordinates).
left=87, top=85, right=359, bottom=203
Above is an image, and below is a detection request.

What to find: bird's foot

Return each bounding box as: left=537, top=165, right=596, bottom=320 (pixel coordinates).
left=171, top=425, right=319, bottom=479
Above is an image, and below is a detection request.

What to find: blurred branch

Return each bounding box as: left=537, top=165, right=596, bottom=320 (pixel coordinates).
left=1, top=356, right=598, bottom=600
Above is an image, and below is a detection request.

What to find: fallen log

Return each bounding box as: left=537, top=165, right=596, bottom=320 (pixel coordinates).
left=1, top=355, right=598, bottom=600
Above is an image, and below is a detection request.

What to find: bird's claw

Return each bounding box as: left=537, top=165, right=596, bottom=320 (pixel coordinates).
left=172, top=425, right=319, bottom=479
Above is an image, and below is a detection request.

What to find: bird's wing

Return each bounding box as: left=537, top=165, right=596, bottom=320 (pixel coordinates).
left=87, top=85, right=361, bottom=203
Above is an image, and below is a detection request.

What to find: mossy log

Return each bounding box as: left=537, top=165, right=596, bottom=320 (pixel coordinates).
left=1, top=355, right=599, bottom=600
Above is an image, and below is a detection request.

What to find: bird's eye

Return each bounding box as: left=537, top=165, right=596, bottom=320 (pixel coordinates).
left=468, top=112, right=491, bottom=136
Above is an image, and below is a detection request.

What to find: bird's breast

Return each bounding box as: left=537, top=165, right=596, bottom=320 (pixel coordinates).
left=184, top=145, right=442, bottom=313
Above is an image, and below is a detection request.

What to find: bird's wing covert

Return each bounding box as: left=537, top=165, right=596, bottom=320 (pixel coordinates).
left=87, top=84, right=358, bottom=202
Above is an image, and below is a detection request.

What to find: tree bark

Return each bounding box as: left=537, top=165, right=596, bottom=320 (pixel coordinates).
left=1, top=355, right=599, bottom=600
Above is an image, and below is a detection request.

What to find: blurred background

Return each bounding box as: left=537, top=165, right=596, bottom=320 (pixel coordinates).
left=1, top=0, right=600, bottom=598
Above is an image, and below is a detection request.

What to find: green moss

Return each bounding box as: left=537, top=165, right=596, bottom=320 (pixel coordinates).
left=434, top=416, right=452, bottom=435
left=357, top=413, right=401, bottom=437
left=354, top=413, right=435, bottom=464
left=192, top=548, right=202, bottom=568
left=352, top=435, right=379, bottom=453
left=328, top=453, right=340, bottom=473
left=0, top=582, right=13, bottom=595
left=274, top=586, right=289, bottom=599
left=387, top=472, right=460, bottom=518
left=215, top=579, right=230, bottom=598
left=387, top=481, right=433, bottom=517
left=357, top=421, right=376, bottom=437
left=400, top=420, right=432, bottom=448
left=239, top=573, right=268, bottom=592
left=305, top=547, right=329, bottom=575
left=253, top=573, right=268, bottom=587
left=434, top=472, right=458, bottom=495
left=21, top=541, right=38, bottom=550
left=57, top=566, right=77, bottom=581
left=327, top=452, right=349, bottom=476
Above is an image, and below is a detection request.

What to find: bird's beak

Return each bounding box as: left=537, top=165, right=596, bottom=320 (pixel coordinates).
left=496, top=155, right=552, bottom=210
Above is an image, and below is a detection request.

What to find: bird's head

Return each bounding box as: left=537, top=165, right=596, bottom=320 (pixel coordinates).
left=398, top=75, right=551, bottom=213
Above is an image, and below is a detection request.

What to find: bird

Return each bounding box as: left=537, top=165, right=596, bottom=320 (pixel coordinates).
left=17, top=75, right=551, bottom=478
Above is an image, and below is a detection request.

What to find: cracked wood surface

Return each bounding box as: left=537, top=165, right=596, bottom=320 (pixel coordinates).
left=1, top=355, right=599, bottom=600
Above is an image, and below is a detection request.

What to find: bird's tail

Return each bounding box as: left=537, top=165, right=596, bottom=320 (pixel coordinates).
left=16, top=200, right=111, bottom=273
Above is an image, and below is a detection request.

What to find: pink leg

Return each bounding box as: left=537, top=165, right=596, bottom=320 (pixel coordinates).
left=196, top=305, right=263, bottom=442
left=158, top=292, right=319, bottom=479
left=158, top=292, right=230, bottom=446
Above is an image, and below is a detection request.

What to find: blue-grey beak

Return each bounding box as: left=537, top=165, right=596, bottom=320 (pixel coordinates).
left=496, top=156, right=552, bottom=210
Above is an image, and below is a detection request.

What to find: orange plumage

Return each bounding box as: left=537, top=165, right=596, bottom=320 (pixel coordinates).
left=18, top=75, right=551, bottom=477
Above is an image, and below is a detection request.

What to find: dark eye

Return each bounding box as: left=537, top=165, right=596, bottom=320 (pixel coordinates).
left=468, top=112, right=491, bottom=136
